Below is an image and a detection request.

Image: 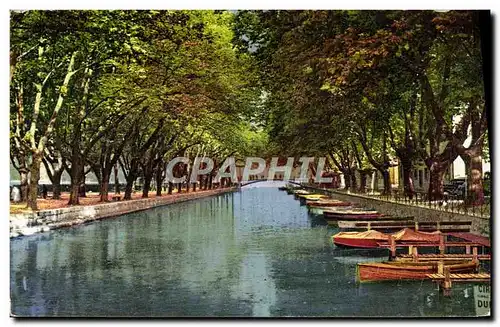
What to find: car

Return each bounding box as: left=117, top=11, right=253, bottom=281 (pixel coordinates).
left=443, top=178, right=466, bottom=197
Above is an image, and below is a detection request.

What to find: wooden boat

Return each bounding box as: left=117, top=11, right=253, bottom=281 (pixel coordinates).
left=332, top=227, right=442, bottom=249
left=395, top=253, right=491, bottom=262
left=293, top=189, right=310, bottom=198
left=308, top=206, right=336, bottom=215
left=323, top=209, right=382, bottom=221
left=308, top=203, right=362, bottom=215
left=332, top=230, right=389, bottom=248
left=298, top=194, right=328, bottom=201
left=447, top=232, right=491, bottom=247
left=306, top=200, right=352, bottom=207
left=298, top=194, right=328, bottom=205
left=337, top=218, right=415, bottom=229
left=356, top=260, right=479, bottom=282
left=391, top=228, right=441, bottom=243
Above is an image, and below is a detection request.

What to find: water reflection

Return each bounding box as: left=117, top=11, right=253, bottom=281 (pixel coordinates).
left=10, top=183, right=478, bottom=317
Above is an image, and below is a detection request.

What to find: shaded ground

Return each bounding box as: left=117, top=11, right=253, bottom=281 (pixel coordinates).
left=10, top=189, right=206, bottom=214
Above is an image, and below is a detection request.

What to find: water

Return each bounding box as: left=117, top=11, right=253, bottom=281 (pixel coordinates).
left=10, top=182, right=481, bottom=317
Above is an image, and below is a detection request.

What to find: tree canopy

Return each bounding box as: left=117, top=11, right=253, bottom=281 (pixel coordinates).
left=10, top=10, right=490, bottom=209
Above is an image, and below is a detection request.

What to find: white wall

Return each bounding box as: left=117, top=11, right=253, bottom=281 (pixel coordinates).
left=452, top=156, right=490, bottom=179
left=10, top=162, right=128, bottom=185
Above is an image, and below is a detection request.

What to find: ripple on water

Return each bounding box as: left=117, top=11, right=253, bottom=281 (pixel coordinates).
left=10, top=184, right=481, bottom=317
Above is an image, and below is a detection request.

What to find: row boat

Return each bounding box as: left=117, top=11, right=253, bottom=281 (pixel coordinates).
left=323, top=210, right=382, bottom=221
left=306, top=200, right=352, bottom=207
left=293, top=190, right=311, bottom=199
left=332, top=228, right=442, bottom=249
left=308, top=206, right=335, bottom=215
left=356, top=260, right=479, bottom=282
left=332, top=230, right=389, bottom=248
left=298, top=194, right=328, bottom=201
left=394, top=253, right=491, bottom=262
left=391, top=228, right=441, bottom=243
left=337, top=218, right=415, bottom=229
left=308, top=205, right=361, bottom=215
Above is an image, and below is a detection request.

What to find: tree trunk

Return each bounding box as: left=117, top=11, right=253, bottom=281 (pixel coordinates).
left=343, top=171, right=351, bottom=190
left=350, top=171, right=357, bottom=192
left=68, top=156, right=84, bottom=205
left=26, top=153, right=42, bottom=210
left=114, top=163, right=120, bottom=194
left=100, top=169, right=111, bottom=202
left=124, top=178, right=134, bottom=200
left=124, top=160, right=139, bottom=200
left=177, top=182, right=182, bottom=194
left=462, top=150, right=485, bottom=205
left=381, top=169, right=390, bottom=195
left=20, top=169, right=28, bottom=201
left=203, top=176, right=208, bottom=190
left=400, top=159, right=414, bottom=199
left=186, top=180, right=190, bottom=192
left=100, top=180, right=110, bottom=202
left=428, top=164, right=446, bottom=201
left=156, top=167, right=163, bottom=196
left=52, top=171, right=63, bottom=199
left=209, top=175, right=213, bottom=189
left=124, top=175, right=135, bottom=200
left=142, top=174, right=152, bottom=198
left=42, top=156, right=65, bottom=200
left=79, top=174, right=87, bottom=198
left=68, top=181, right=79, bottom=205
left=168, top=182, right=173, bottom=195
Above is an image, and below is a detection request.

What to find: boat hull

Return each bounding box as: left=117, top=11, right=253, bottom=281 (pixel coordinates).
left=337, top=219, right=414, bottom=229
left=308, top=207, right=330, bottom=215
left=307, top=201, right=352, bottom=207
left=333, top=237, right=382, bottom=248
left=293, top=192, right=310, bottom=199
left=324, top=213, right=382, bottom=221
left=357, top=261, right=478, bottom=282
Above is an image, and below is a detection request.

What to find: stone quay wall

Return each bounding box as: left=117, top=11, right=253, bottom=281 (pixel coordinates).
left=302, top=186, right=490, bottom=237
left=10, top=188, right=236, bottom=238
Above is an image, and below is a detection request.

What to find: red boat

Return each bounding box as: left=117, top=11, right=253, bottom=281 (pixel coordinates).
left=306, top=200, right=352, bottom=207
left=332, top=228, right=443, bottom=249
left=323, top=211, right=383, bottom=221
left=392, top=228, right=441, bottom=243
left=356, top=260, right=479, bottom=282
left=332, top=230, right=388, bottom=248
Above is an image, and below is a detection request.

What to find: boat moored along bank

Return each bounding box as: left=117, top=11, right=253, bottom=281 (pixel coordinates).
left=356, top=260, right=479, bottom=282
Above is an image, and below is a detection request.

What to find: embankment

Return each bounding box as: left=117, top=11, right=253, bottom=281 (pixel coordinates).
left=10, top=188, right=236, bottom=238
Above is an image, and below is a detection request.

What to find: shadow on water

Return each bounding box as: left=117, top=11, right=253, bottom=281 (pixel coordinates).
left=10, top=182, right=481, bottom=317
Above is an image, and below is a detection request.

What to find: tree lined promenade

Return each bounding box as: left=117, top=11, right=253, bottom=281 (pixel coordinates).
left=9, top=189, right=196, bottom=214
left=10, top=10, right=267, bottom=211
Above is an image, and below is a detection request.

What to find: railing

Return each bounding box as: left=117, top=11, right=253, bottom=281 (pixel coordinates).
left=368, top=190, right=491, bottom=218
left=301, top=184, right=491, bottom=218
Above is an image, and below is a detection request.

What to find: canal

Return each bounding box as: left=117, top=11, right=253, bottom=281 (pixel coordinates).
left=10, top=182, right=480, bottom=317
